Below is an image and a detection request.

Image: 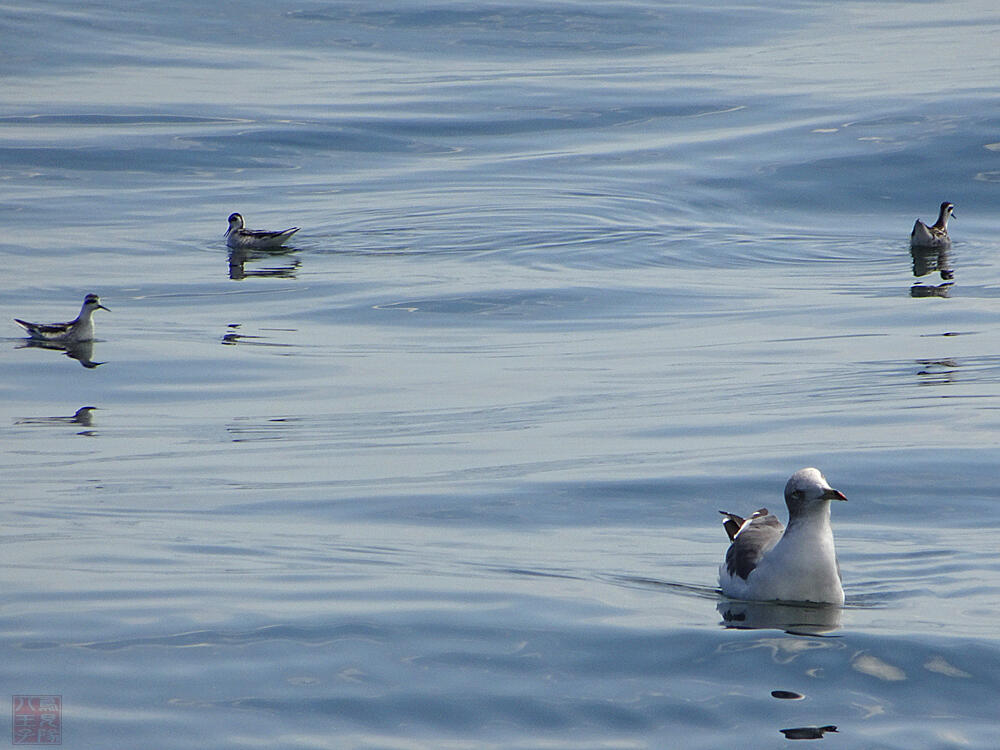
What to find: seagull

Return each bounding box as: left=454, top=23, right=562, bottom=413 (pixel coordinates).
left=14, top=293, right=109, bottom=344
left=910, top=201, right=955, bottom=248
left=225, top=212, right=299, bottom=250
left=718, top=468, right=847, bottom=605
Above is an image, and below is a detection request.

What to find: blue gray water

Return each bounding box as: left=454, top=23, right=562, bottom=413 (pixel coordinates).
left=3, top=0, right=1000, bottom=747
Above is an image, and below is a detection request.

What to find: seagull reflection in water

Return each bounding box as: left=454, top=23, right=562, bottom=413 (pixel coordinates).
left=717, top=598, right=842, bottom=635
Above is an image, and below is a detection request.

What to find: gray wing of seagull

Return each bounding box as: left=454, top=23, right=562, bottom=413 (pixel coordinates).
left=719, top=508, right=784, bottom=580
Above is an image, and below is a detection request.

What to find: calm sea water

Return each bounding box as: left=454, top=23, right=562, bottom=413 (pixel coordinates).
left=3, top=0, right=1000, bottom=747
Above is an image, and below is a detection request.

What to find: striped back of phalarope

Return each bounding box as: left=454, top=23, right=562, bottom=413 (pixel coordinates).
left=225, top=212, right=300, bottom=250
left=14, top=293, right=109, bottom=343
left=911, top=201, right=955, bottom=248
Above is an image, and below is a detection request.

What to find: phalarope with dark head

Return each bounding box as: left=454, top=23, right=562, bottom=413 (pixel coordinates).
left=911, top=201, right=955, bottom=248
left=225, top=212, right=299, bottom=250
left=14, top=293, right=109, bottom=343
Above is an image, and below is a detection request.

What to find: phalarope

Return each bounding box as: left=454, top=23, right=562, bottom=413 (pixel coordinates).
left=911, top=201, right=955, bottom=248
left=225, top=212, right=299, bottom=250
left=719, top=468, right=847, bottom=605
left=14, top=293, right=109, bottom=344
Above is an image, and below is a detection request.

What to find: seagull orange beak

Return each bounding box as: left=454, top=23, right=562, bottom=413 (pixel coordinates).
left=823, top=488, right=847, bottom=502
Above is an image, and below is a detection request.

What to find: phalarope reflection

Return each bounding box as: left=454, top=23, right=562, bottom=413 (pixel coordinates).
left=14, top=293, right=109, bottom=343
left=15, top=406, right=98, bottom=427
left=225, top=212, right=299, bottom=250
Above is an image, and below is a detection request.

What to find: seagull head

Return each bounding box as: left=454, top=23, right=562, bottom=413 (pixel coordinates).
left=226, top=213, right=245, bottom=235
left=784, top=467, right=846, bottom=516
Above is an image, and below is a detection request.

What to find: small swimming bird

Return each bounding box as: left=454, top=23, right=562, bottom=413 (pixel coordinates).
left=719, top=468, right=847, bottom=605
left=225, top=212, right=299, bottom=250
left=910, top=201, right=955, bottom=248
left=14, top=293, right=109, bottom=344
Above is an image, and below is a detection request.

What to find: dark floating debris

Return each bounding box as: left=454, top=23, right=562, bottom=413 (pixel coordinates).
left=780, top=725, right=838, bottom=740
left=771, top=690, right=805, bottom=700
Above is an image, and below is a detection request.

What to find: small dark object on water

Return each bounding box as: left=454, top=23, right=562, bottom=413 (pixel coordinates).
left=771, top=690, right=805, bottom=700
left=780, top=725, right=838, bottom=740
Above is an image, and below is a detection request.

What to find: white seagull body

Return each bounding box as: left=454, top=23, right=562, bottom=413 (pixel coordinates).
left=911, top=201, right=955, bottom=249
left=14, top=293, right=109, bottom=344
left=225, top=212, right=299, bottom=250
left=718, top=468, right=847, bottom=605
